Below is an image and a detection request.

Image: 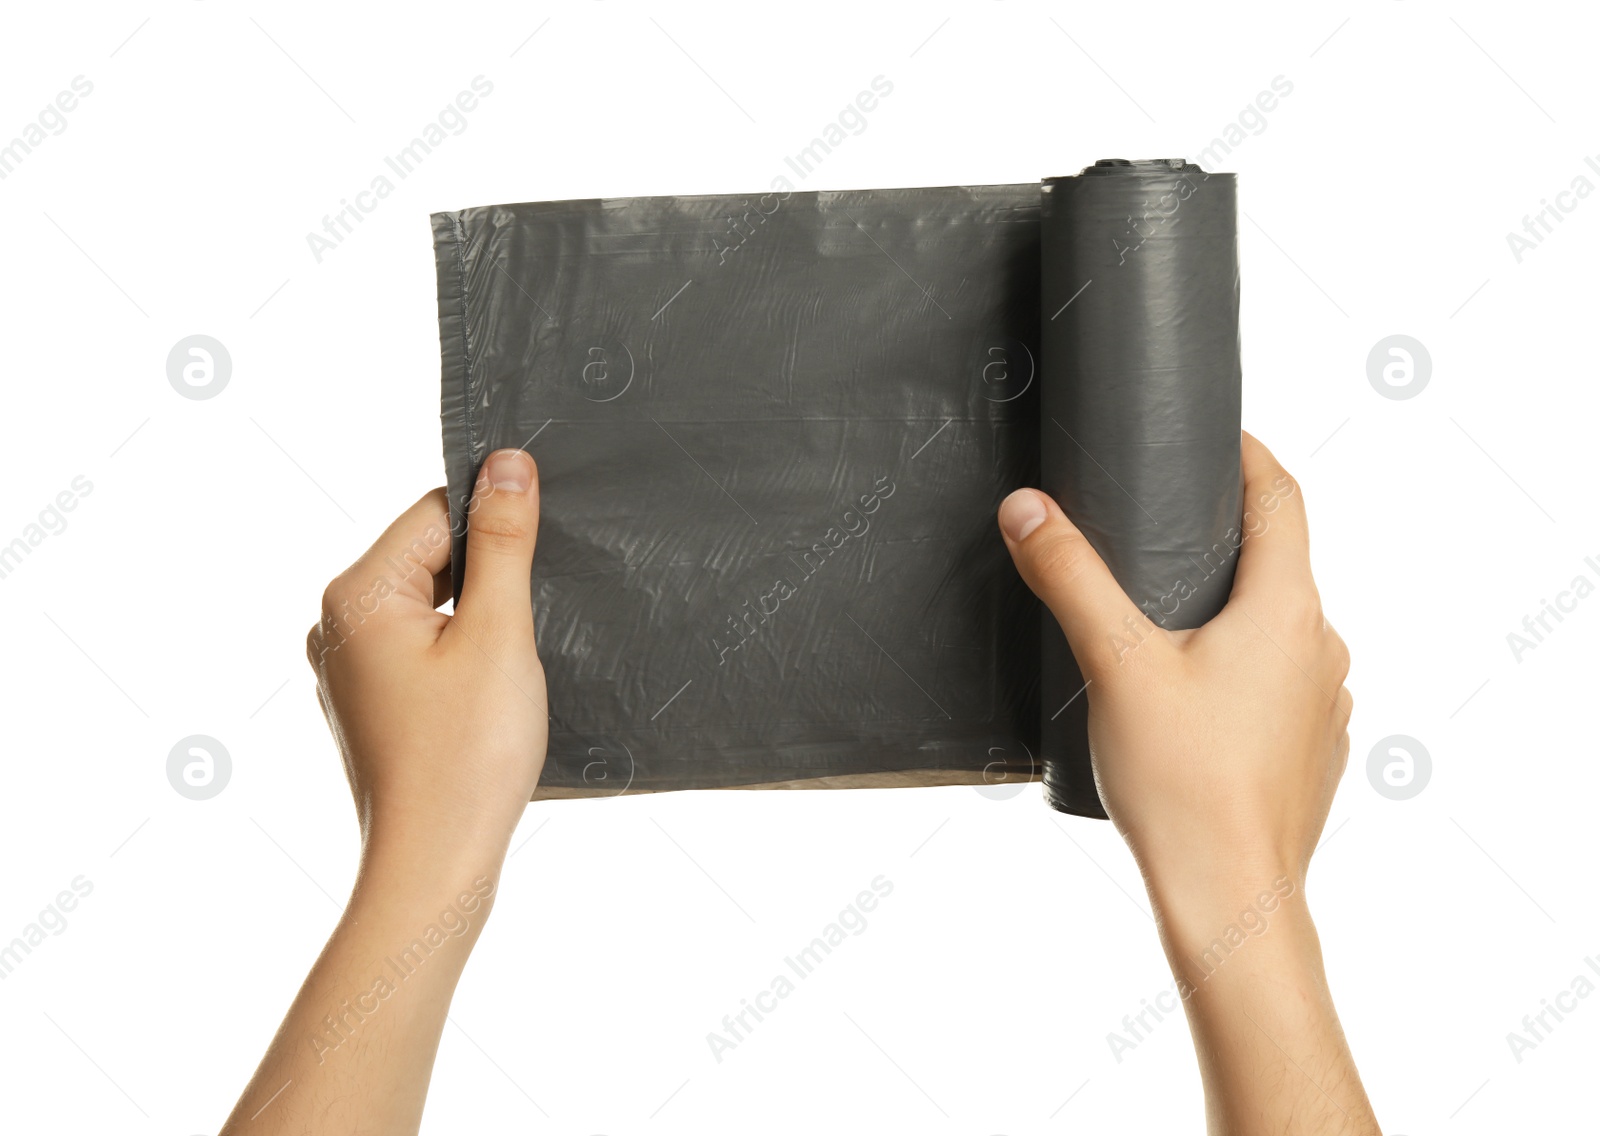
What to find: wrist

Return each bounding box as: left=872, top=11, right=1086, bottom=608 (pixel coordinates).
left=1146, top=864, right=1317, bottom=985
left=352, top=833, right=506, bottom=937
left=359, top=804, right=514, bottom=883
left=345, top=864, right=500, bottom=950
left=1134, top=831, right=1304, bottom=922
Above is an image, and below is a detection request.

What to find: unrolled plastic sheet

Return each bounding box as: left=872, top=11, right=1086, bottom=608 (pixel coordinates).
left=433, top=159, right=1242, bottom=818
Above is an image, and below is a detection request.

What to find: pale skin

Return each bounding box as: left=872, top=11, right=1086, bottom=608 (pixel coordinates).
left=222, top=433, right=1375, bottom=1134
left=220, top=448, right=547, bottom=1135
left=997, top=431, right=1376, bottom=1134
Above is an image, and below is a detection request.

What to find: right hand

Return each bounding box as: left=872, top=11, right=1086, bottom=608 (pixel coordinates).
left=996, top=432, right=1353, bottom=904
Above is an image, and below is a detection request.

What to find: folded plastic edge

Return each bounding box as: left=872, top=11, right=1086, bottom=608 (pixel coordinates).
left=432, top=209, right=476, bottom=607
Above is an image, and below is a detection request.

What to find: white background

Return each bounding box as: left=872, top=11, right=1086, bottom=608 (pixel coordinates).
left=2, top=2, right=1595, bottom=1132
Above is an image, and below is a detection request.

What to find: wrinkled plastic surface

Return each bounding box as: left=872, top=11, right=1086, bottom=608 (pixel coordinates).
left=1039, top=160, right=1243, bottom=818
left=434, top=162, right=1241, bottom=815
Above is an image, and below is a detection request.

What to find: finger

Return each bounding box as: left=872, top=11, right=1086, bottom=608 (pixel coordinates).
left=1326, top=622, right=1352, bottom=688
left=1326, top=718, right=1352, bottom=810
left=1335, top=683, right=1355, bottom=730
left=1230, top=432, right=1316, bottom=604
left=453, top=448, right=540, bottom=639
left=344, top=488, right=454, bottom=605
left=997, top=488, right=1156, bottom=675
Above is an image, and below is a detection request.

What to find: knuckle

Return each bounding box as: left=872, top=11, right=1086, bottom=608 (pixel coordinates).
left=467, top=513, right=531, bottom=555
left=1329, top=633, right=1352, bottom=683
left=1248, top=434, right=1293, bottom=484
left=1280, top=470, right=1303, bottom=506
left=1273, top=587, right=1324, bottom=637
left=1030, top=530, right=1098, bottom=590
left=1331, top=687, right=1356, bottom=736
left=320, top=573, right=353, bottom=616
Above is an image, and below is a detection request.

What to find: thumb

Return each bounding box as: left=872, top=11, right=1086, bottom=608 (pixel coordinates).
left=455, top=448, right=540, bottom=638
left=997, top=488, right=1150, bottom=675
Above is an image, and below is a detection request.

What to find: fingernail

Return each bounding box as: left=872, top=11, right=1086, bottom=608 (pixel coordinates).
left=484, top=449, right=530, bottom=493
left=999, top=489, right=1047, bottom=542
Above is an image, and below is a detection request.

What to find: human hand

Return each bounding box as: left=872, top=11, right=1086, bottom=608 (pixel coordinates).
left=219, top=451, right=546, bottom=1136
left=997, top=433, right=1352, bottom=905
left=999, top=433, right=1375, bottom=1134
left=305, top=448, right=548, bottom=891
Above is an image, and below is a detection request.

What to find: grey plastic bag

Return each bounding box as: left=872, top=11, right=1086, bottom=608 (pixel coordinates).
left=434, top=159, right=1241, bottom=817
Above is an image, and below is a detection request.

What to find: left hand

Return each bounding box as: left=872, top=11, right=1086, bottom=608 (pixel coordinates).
left=304, top=448, right=549, bottom=886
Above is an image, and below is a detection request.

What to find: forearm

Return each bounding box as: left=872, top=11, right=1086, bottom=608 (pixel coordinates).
left=220, top=853, right=502, bottom=1136
left=1148, top=866, right=1379, bottom=1136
